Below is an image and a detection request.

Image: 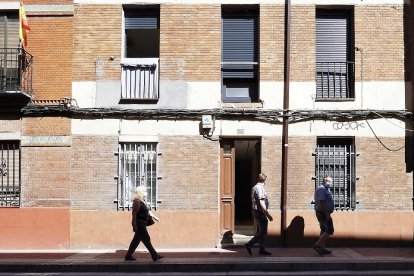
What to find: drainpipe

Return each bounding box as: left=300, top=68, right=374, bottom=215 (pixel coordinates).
left=281, top=0, right=291, bottom=247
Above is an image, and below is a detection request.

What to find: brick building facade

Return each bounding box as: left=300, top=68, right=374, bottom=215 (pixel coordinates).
left=0, top=0, right=413, bottom=249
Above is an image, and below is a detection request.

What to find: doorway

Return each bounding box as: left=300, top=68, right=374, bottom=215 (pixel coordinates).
left=220, top=138, right=261, bottom=238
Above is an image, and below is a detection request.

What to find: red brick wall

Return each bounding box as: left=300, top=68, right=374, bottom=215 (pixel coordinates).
left=22, top=117, right=70, bottom=136
left=73, top=4, right=122, bottom=81
left=354, top=5, right=405, bottom=81
left=290, top=5, right=315, bottom=82
left=160, top=5, right=221, bottom=81
left=25, top=14, right=73, bottom=100
left=260, top=5, right=285, bottom=82
left=261, top=136, right=282, bottom=208
left=21, top=147, right=71, bottom=207
left=71, top=135, right=118, bottom=210
left=158, top=136, right=220, bottom=210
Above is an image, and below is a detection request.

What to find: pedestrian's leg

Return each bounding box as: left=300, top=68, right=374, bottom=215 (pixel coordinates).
left=246, top=215, right=264, bottom=247
left=136, top=224, right=158, bottom=260
left=258, top=218, right=268, bottom=250
left=125, top=232, right=141, bottom=259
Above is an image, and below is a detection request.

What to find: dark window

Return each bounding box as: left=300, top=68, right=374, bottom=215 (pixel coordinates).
left=222, top=6, right=259, bottom=103
left=315, top=137, right=356, bottom=210
left=124, top=7, right=159, bottom=58
left=0, top=141, right=20, bottom=207
left=316, top=9, right=354, bottom=99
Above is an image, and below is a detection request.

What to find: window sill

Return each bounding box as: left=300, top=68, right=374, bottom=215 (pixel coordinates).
left=119, top=98, right=159, bottom=104
left=221, top=102, right=264, bottom=109
left=314, top=98, right=355, bottom=102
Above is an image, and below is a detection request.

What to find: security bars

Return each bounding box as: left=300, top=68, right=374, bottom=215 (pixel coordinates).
left=118, top=143, right=157, bottom=210
left=0, top=141, right=20, bottom=207
left=315, top=138, right=356, bottom=210
left=316, top=61, right=354, bottom=99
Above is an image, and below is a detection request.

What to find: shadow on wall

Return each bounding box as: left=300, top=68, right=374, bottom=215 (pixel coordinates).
left=265, top=215, right=414, bottom=248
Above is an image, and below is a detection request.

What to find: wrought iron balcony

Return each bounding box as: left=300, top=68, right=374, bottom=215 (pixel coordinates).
left=0, top=48, right=33, bottom=108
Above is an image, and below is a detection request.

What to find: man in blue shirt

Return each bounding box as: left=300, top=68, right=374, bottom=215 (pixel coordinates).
left=313, top=176, right=334, bottom=255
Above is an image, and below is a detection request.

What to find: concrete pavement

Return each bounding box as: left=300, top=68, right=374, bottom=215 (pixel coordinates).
left=0, top=247, right=413, bottom=273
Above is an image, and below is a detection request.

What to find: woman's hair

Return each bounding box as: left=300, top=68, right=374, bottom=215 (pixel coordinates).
left=258, top=173, right=267, bottom=182
left=132, top=186, right=146, bottom=201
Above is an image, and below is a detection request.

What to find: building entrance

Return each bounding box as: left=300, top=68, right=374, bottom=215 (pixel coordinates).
left=220, top=138, right=261, bottom=244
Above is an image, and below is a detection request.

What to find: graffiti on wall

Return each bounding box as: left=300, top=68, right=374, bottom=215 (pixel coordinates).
left=332, top=122, right=365, bottom=131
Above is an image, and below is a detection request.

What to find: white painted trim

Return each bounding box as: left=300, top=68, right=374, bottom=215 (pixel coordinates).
left=74, top=0, right=408, bottom=5
left=0, top=2, right=19, bottom=10
left=119, top=135, right=159, bottom=142
left=0, top=132, right=20, bottom=140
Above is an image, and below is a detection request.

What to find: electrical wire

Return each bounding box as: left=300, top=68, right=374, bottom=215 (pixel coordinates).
left=365, top=120, right=405, bottom=152
left=372, top=111, right=414, bottom=132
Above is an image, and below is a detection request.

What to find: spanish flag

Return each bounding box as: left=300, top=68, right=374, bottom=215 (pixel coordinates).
left=19, top=2, right=30, bottom=47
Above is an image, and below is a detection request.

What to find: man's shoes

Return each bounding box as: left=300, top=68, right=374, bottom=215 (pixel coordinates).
left=244, top=244, right=252, bottom=256
left=152, top=255, right=164, bottom=261
left=124, top=255, right=136, bottom=261
left=259, top=249, right=272, bottom=256
left=321, top=248, right=332, bottom=254
left=312, top=244, right=324, bottom=256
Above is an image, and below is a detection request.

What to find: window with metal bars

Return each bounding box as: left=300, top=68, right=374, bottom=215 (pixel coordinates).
left=316, top=8, right=354, bottom=99
left=0, top=140, right=20, bottom=207
left=314, top=138, right=356, bottom=210
left=117, top=143, right=157, bottom=210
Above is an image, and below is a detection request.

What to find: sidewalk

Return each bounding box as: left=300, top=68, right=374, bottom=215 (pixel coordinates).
left=0, top=247, right=413, bottom=273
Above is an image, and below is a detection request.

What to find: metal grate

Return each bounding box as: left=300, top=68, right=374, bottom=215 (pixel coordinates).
left=121, top=59, right=159, bottom=100
left=315, top=138, right=356, bottom=210
left=117, top=143, right=157, bottom=210
left=316, top=61, right=354, bottom=99
left=0, top=141, right=20, bottom=207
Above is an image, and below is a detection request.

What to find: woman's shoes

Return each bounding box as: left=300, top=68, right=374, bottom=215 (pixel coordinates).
left=124, top=255, right=136, bottom=261
left=152, top=254, right=164, bottom=261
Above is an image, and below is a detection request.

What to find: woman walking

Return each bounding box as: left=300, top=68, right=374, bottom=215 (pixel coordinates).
left=125, top=186, right=163, bottom=261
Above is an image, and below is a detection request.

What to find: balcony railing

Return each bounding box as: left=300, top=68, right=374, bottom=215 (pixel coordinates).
left=121, top=58, right=159, bottom=101
left=316, top=61, right=354, bottom=99
left=0, top=48, right=33, bottom=96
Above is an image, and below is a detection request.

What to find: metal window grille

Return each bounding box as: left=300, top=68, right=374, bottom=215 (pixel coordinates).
left=315, top=138, right=356, bottom=210
left=118, top=143, right=157, bottom=210
left=316, top=61, right=354, bottom=98
left=316, top=9, right=354, bottom=99
left=121, top=59, right=159, bottom=100
left=0, top=141, right=20, bottom=207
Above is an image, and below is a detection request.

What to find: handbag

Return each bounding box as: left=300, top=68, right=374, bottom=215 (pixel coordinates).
left=147, top=216, right=155, bottom=226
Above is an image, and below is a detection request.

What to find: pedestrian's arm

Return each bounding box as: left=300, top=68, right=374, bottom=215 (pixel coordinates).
left=131, top=200, right=140, bottom=232
left=149, top=210, right=160, bottom=222
left=316, top=199, right=331, bottom=220
left=259, top=199, right=273, bottom=221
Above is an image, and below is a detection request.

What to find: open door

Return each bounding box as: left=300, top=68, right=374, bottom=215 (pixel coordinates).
left=220, top=140, right=235, bottom=234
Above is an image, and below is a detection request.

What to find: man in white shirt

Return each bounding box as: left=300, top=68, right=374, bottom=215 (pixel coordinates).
left=244, top=173, right=273, bottom=256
